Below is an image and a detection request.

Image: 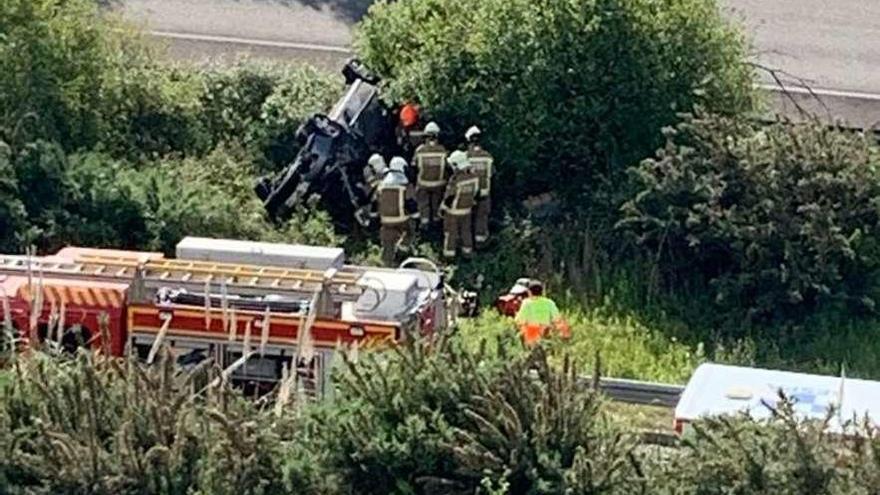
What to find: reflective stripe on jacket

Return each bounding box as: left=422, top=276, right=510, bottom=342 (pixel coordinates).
left=443, top=171, right=480, bottom=215
left=467, top=145, right=493, bottom=197
left=415, top=142, right=448, bottom=187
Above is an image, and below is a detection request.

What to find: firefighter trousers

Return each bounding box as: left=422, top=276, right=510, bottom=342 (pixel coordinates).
left=443, top=212, right=473, bottom=259
left=380, top=220, right=410, bottom=266
left=416, top=186, right=444, bottom=225
left=475, top=196, right=491, bottom=244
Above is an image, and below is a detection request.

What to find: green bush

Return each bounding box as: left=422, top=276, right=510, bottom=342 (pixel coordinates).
left=120, top=145, right=343, bottom=254
left=0, top=351, right=300, bottom=494
left=1, top=140, right=342, bottom=255
left=622, top=114, right=880, bottom=326
left=653, top=401, right=880, bottom=494
left=320, top=335, right=643, bottom=494
left=0, top=0, right=115, bottom=149
left=0, top=141, right=29, bottom=252
left=356, top=0, right=756, bottom=205
left=99, top=62, right=210, bottom=159
left=199, top=63, right=341, bottom=171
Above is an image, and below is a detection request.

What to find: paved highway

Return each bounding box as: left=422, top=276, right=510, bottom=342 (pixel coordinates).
left=116, top=0, right=880, bottom=127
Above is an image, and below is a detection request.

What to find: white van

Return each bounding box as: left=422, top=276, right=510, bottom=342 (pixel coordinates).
left=674, top=363, right=880, bottom=435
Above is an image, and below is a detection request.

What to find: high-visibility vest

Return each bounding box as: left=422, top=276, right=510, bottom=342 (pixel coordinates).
left=467, top=145, right=493, bottom=197
left=515, top=296, right=568, bottom=344
left=415, top=142, right=448, bottom=188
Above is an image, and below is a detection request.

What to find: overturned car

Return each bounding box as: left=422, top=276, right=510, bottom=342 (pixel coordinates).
left=255, top=59, right=410, bottom=227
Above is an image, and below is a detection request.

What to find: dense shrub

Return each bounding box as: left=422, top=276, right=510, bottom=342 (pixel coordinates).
left=654, top=401, right=880, bottom=494
left=0, top=351, right=299, bottom=494
left=622, top=115, right=880, bottom=325
left=0, top=142, right=31, bottom=252
left=320, top=335, right=642, bottom=494
left=99, top=62, right=210, bottom=159
left=0, top=141, right=342, bottom=255
left=356, top=0, right=756, bottom=205
left=0, top=0, right=121, bottom=149
left=199, top=63, right=341, bottom=171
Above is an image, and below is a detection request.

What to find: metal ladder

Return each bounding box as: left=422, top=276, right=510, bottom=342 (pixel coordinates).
left=0, top=254, right=366, bottom=301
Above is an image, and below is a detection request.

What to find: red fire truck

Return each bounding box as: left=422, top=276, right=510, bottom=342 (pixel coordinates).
left=0, top=237, right=446, bottom=395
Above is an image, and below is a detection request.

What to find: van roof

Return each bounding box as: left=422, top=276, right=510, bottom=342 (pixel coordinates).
left=675, top=363, right=880, bottom=432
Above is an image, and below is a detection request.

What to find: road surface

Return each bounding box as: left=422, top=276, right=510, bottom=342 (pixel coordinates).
left=116, top=0, right=880, bottom=127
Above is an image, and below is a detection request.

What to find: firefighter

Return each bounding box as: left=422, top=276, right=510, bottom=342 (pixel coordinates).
left=514, top=279, right=570, bottom=346
left=441, top=150, right=480, bottom=259
left=465, top=126, right=494, bottom=245
left=413, top=121, right=449, bottom=227
left=377, top=156, right=418, bottom=266
left=357, top=153, right=388, bottom=226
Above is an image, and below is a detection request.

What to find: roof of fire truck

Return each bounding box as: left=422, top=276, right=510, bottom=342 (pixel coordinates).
left=0, top=238, right=442, bottom=325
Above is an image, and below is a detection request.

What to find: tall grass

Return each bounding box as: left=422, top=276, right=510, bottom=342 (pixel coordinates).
left=456, top=309, right=703, bottom=384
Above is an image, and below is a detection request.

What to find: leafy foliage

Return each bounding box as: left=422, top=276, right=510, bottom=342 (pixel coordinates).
left=622, top=114, right=880, bottom=326
left=458, top=310, right=701, bottom=384
left=0, top=351, right=298, bottom=495
left=320, top=335, right=643, bottom=494
left=357, top=0, right=756, bottom=204
left=654, top=399, right=880, bottom=494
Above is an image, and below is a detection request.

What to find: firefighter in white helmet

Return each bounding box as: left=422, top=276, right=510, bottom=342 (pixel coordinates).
left=413, top=121, right=449, bottom=227
left=465, top=126, right=494, bottom=245
left=355, top=154, right=388, bottom=226
left=377, top=156, right=418, bottom=266
left=441, top=150, right=480, bottom=259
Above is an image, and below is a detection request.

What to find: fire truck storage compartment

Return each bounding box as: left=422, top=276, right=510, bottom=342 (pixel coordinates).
left=355, top=270, right=421, bottom=320
left=175, top=237, right=345, bottom=271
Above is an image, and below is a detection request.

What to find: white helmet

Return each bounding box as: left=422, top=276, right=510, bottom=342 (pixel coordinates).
left=368, top=153, right=386, bottom=171
left=389, top=156, right=408, bottom=173
left=424, top=121, right=440, bottom=136
left=447, top=150, right=470, bottom=170
left=465, top=125, right=482, bottom=141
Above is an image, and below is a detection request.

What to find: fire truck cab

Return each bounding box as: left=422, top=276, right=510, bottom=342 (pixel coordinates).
left=0, top=237, right=447, bottom=396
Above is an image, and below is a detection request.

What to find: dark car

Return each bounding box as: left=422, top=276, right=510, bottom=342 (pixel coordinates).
left=255, top=59, right=399, bottom=227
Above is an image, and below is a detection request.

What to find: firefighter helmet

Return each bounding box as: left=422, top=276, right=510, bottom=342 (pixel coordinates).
left=368, top=153, right=386, bottom=171
left=425, top=121, right=440, bottom=136
left=389, top=156, right=408, bottom=173
left=447, top=150, right=470, bottom=170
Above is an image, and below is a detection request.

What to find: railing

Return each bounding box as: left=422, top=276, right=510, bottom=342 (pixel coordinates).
left=589, top=376, right=684, bottom=408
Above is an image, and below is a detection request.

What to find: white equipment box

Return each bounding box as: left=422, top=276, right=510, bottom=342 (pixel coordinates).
left=675, top=363, right=880, bottom=434
left=176, top=237, right=345, bottom=271
left=355, top=270, right=421, bottom=321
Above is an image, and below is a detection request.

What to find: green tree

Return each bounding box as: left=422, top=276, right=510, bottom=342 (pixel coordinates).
left=0, top=141, right=28, bottom=252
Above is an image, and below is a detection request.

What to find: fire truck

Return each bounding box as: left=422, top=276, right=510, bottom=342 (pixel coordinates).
left=0, top=237, right=446, bottom=395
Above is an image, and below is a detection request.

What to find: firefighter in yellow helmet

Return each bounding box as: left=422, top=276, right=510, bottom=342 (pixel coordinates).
left=413, top=121, right=449, bottom=227
left=441, top=150, right=480, bottom=259
left=465, top=126, right=494, bottom=245
left=377, top=156, right=418, bottom=266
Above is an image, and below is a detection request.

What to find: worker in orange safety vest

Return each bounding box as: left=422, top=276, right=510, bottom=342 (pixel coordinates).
left=514, top=279, right=570, bottom=346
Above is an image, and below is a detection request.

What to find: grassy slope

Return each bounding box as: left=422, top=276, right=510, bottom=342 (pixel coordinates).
left=457, top=309, right=702, bottom=384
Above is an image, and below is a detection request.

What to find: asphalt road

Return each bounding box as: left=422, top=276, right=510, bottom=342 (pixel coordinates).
left=116, top=0, right=880, bottom=127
